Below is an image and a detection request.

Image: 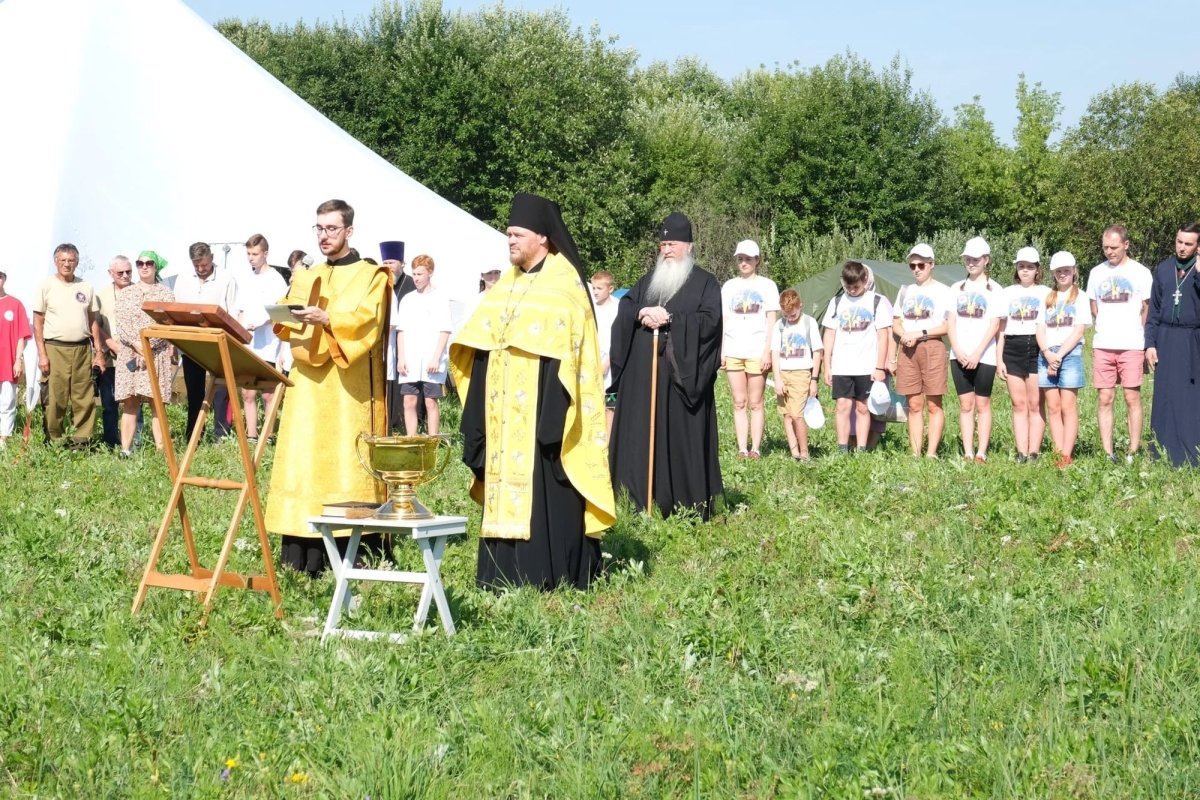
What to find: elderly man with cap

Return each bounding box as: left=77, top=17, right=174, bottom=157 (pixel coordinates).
left=608, top=212, right=724, bottom=519
left=450, top=192, right=615, bottom=591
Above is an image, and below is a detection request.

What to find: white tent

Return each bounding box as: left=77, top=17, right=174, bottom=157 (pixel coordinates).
left=0, top=0, right=506, bottom=388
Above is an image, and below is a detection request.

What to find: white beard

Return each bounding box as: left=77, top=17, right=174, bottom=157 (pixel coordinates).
left=646, top=253, right=694, bottom=306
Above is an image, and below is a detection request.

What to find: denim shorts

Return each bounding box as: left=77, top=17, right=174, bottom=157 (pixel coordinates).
left=1038, top=343, right=1084, bottom=389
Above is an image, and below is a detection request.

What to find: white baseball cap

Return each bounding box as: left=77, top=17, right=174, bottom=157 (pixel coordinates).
left=735, top=239, right=761, bottom=258
left=803, top=397, right=825, bottom=429
left=1013, top=246, right=1040, bottom=264
left=907, top=243, right=935, bottom=261
left=1049, top=251, right=1077, bottom=270
left=961, top=236, right=991, bottom=258
left=866, top=380, right=893, bottom=416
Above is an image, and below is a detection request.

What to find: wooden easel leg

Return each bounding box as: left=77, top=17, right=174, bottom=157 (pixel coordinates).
left=248, top=385, right=285, bottom=617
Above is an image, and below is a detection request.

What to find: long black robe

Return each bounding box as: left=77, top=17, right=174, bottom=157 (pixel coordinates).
left=1145, top=257, right=1200, bottom=466
left=608, top=266, right=723, bottom=519
left=457, top=257, right=603, bottom=590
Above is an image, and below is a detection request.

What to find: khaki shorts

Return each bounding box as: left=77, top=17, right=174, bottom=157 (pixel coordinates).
left=776, top=369, right=812, bottom=417
left=895, top=338, right=948, bottom=396
left=725, top=356, right=765, bottom=374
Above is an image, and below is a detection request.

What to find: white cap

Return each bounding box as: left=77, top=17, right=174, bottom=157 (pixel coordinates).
left=907, top=243, right=934, bottom=261
left=961, top=236, right=991, bottom=258
left=1049, top=251, right=1077, bottom=270
left=802, top=397, right=825, bottom=429
left=735, top=239, right=761, bottom=258
left=866, top=380, right=893, bottom=416
left=1013, top=246, right=1040, bottom=264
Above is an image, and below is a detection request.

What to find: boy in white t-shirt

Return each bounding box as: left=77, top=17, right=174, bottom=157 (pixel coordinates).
left=948, top=236, right=1004, bottom=461
left=1085, top=224, right=1153, bottom=462
left=772, top=288, right=822, bottom=460
left=720, top=240, right=780, bottom=458
left=590, top=270, right=619, bottom=438
left=821, top=260, right=892, bottom=453
left=395, top=254, right=452, bottom=435
left=236, top=234, right=288, bottom=443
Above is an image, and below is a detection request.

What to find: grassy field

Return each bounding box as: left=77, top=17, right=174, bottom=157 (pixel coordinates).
left=2, top=373, right=1199, bottom=799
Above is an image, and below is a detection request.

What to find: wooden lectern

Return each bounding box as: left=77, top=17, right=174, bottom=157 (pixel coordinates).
left=132, top=302, right=292, bottom=620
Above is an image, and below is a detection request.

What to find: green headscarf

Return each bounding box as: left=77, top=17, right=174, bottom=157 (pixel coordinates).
left=137, top=250, right=168, bottom=275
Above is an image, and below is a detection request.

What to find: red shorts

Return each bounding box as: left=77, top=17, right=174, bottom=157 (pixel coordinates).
left=1091, top=348, right=1143, bottom=389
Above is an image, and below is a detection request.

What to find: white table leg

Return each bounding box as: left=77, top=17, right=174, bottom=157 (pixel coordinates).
left=420, top=536, right=456, bottom=635
left=320, top=526, right=361, bottom=643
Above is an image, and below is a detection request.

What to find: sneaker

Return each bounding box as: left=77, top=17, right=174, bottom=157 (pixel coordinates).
left=963, top=454, right=975, bottom=462
left=794, top=453, right=811, bottom=463
left=737, top=450, right=749, bottom=459
left=119, top=449, right=132, bottom=459
left=1029, top=453, right=1041, bottom=463
left=1107, top=453, right=1120, bottom=465
left=1015, top=453, right=1028, bottom=464
left=247, top=436, right=259, bottom=445
left=1055, top=454, right=1073, bottom=469
left=1125, top=453, right=1135, bottom=465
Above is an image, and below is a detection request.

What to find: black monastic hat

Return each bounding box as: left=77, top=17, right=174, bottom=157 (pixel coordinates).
left=659, top=211, right=693, bottom=243
left=508, top=192, right=586, bottom=282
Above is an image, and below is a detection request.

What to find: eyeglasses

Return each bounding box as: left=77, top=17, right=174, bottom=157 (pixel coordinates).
left=135, top=260, right=156, bottom=268
left=312, top=225, right=346, bottom=236
left=113, top=270, right=132, bottom=276
left=908, top=261, right=931, bottom=271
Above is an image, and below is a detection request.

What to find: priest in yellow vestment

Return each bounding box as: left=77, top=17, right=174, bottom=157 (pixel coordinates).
left=450, top=193, right=615, bottom=590
left=266, top=199, right=390, bottom=576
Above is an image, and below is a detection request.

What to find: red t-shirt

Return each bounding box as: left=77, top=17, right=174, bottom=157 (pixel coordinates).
left=0, top=294, right=33, bottom=383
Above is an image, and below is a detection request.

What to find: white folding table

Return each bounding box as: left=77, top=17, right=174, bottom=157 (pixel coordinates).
left=307, top=514, right=467, bottom=644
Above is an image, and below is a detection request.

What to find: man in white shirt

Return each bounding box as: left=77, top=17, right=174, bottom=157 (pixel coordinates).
left=1086, top=224, right=1153, bottom=462
left=173, top=242, right=239, bottom=443
left=236, top=234, right=288, bottom=443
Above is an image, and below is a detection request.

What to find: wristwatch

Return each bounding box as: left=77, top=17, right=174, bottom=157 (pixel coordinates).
left=920, top=328, right=928, bottom=341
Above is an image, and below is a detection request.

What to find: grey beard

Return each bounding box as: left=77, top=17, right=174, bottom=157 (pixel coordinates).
left=646, top=254, right=694, bottom=306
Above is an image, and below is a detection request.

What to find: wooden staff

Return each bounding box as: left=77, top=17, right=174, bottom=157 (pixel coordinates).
left=646, top=328, right=659, bottom=515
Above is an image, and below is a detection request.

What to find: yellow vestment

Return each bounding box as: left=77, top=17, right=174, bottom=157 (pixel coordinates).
left=450, top=253, right=616, bottom=540
left=265, top=259, right=389, bottom=538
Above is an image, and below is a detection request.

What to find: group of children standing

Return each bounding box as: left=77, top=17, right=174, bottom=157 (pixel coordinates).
left=715, top=235, right=1132, bottom=467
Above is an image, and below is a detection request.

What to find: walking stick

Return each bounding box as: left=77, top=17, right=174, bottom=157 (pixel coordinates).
left=646, top=329, right=659, bottom=515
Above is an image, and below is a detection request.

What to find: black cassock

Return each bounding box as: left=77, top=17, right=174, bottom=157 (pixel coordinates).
left=1145, top=257, right=1200, bottom=466
left=461, top=350, right=602, bottom=590
left=608, top=266, right=723, bottom=519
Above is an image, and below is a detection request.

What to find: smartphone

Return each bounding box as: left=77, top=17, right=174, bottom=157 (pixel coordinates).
left=126, top=359, right=138, bottom=372
left=288, top=304, right=304, bottom=310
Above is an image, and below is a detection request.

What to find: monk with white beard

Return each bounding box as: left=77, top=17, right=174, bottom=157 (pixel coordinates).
left=608, top=212, right=724, bottom=519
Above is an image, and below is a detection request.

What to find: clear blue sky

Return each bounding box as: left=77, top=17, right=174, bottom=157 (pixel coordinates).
left=186, top=0, right=1193, bottom=142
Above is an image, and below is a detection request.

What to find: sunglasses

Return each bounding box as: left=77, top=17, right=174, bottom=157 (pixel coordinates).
left=113, top=270, right=132, bottom=276
left=908, top=261, right=931, bottom=271
left=135, top=260, right=157, bottom=268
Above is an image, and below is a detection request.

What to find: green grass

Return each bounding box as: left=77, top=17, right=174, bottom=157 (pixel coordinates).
left=1, top=375, right=1198, bottom=799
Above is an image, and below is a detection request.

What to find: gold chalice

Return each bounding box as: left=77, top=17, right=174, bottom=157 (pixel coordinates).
left=355, top=433, right=451, bottom=520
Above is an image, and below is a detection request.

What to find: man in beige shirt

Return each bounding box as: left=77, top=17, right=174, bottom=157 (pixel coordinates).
left=32, top=243, right=105, bottom=447
left=95, top=255, right=133, bottom=449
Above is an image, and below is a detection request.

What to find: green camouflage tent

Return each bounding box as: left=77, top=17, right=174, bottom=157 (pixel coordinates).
left=791, top=259, right=969, bottom=320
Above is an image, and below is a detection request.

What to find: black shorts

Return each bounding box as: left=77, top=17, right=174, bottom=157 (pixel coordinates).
left=951, top=361, right=997, bottom=397
left=1002, top=334, right=1038, bottom=378
left=399, top=381, right=445, bottom=399
left=832, top=374, right=872, bottom=400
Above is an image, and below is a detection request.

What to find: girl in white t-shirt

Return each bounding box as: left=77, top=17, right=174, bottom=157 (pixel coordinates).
left=720, top=240, right=780, bottom=458
left=948, top=236, right=1004, bottom=462
left=998, top=247, right=1051, bottom=462
left=1037, top=251, right=1092, bottom=468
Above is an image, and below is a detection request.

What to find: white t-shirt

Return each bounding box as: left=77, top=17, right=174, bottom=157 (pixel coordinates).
left=821, top=291, right=893, bottom=376
left=721, top=275, right=780, bottom=359
left=235, top=268, right=288, bottom=362
left=1085, top=259, right=1152, bottom=350
left=894, top=279, right=953, bottom=335
left=949, top=277, right=1004, bottom=365
left=593, top=298, right=618, bottom=389
left=1001, top=283, right=1051, bottom=336
left=771, top=313, right=822, bottom=371
left=1039, top=288, right=1093, bottom=350
left=396, top=287, right=452, bottom=384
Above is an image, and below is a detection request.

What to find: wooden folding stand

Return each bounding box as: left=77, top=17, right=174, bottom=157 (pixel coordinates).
left=131, top=303, right=292, bottom=620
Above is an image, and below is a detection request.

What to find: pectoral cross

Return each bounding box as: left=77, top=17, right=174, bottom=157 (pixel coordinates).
left=1174, top=287, right=1183, bottom=307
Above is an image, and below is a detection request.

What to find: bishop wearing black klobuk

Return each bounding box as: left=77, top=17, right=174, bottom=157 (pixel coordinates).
left=608, top=212, right=724, bottom=519
left=1145, top=224, right=1200, bottom=466
left=450, top=193, right=615, bottom=590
